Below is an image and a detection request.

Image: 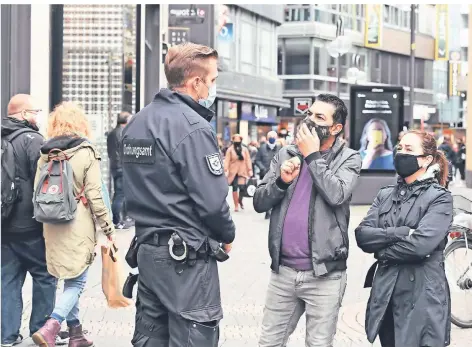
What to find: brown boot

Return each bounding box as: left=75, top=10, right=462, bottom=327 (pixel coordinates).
left=232, top=191, right=239, bottom=211
left=32, top=318, right=61, bottom=347
left=68, top=325, right=93, bottom=347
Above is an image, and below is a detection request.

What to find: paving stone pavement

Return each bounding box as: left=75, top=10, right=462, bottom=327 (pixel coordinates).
left=15, top=189, right=472, bottom=347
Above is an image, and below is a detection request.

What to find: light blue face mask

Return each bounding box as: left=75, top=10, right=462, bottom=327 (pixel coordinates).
left=198, top=83, right=217, bottom=109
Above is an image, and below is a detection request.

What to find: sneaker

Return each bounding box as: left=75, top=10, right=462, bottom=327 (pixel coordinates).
left=56, top=331, right=70, bottom=345
left=124, top=216, right=135, bottom=228
left=1, top=334, right=23, bottom=346
left=114, top=222, right=127, bottom=230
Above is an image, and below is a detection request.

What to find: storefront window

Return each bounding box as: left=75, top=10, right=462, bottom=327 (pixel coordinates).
left=240, top=20, right=256, bottom=74
left=285, top=38, right=311, bottom=75
left=62, top=5, right=137, bottom=187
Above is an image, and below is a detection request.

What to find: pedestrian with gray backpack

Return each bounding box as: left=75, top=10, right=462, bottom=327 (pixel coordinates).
left=31, top=102, right=116, bottom=347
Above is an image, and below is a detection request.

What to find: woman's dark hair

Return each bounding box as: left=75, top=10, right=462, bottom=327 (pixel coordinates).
left=408, top=130, right=449, bottom=187
left=359, top=118, right=393, bottom=151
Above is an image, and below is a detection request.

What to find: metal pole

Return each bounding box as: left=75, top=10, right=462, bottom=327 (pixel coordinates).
left=336, top=53, right=341, bottom=97
left=410, top=4, right=416, bottom=123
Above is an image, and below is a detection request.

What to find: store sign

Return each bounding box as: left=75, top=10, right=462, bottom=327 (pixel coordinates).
left=218, top=23, right=234, bottom=42
left=364, top=4, right=382, bottom=48
left=168, top=5, right=213, bottom=47
left=448, top=54, right=461, bottom=97
left=241, top=103, right=277, bottom=124
left=435, top=5, right=449, bottom=61
left=294, top=98, right=312, bottom=115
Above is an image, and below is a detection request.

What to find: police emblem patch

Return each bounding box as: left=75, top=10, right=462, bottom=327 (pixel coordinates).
left=205, top=153, right=223, bottom=176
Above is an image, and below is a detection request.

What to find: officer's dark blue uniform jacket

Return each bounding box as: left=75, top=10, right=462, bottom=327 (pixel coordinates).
left=122, top=89, right=235, bottom=250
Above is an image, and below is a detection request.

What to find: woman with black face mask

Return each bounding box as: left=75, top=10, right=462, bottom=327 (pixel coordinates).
left=355, top=130, right=453, bottom=347
left=224, top=134, right=253, bottom=211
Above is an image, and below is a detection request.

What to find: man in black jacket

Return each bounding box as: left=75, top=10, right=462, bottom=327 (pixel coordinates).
left=107, top=111, right=130, bottom=229
left=255, top=131, right=281, bottom=219
left=123, top=43, right=235, bottom=347
left=438, top=135, right=455, bottom=186
left=1, top=94, right=57, bottom=347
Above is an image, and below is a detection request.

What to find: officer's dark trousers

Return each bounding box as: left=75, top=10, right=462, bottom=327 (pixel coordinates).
left=132, top=243, right=222, bottom=347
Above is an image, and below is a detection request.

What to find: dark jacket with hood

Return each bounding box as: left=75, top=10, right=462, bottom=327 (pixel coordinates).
left=355, top=165, right=452, bottom=346
left=255, top=142, right=281, bottom=178
left=107, top=125, right=124, bottom=175
left=1, top=117, right=44, bottom=242
left=253, top=138, right=361, bottom=276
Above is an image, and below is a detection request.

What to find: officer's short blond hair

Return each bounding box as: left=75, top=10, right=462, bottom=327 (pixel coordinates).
left=164, top=42, right=218, bottom=89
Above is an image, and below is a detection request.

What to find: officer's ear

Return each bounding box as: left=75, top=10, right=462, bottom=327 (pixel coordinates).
left=193, top=77, right=201, bottom=91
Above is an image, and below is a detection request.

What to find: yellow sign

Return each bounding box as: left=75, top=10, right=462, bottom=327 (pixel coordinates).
left=364, top=4, right=382, bottom=48
left=448, top=56, right=461, bottom=97
left=435, top=5, right=449, bottom=61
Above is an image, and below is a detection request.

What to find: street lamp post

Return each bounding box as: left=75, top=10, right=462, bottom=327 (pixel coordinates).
left=326, top=17, right=352, bottom=97
left=410, top=5, right=417, bottom=123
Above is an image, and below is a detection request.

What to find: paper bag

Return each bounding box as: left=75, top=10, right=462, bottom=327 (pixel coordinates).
left=101, top=244, right=133, bottom=308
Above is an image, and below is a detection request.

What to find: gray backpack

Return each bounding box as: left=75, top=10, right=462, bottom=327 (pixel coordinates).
left=33, top=149, right=85, bottom=224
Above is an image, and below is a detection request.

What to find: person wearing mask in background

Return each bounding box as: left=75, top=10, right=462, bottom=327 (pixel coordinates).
left=31, top=102, right=116, bottom=347
left=122, top=42, right=235, bottom=346
left=107, top=111, right=131, bottom=230
left=255, top=131, right=281, bottom=219
left=455, top=137, right=466, bottom=182
left=254, top=94, right=361, bottom=347
left=1, top=94, right=58, bottom=347
left=438, top=135, right=455, bottom=188
left=216, top=133, right=225, bottom=156
left=248, top=140, right=259, bottom=177
left=225, top=134, right=253, bottom=212
left=355, top=130, right=452, bottom=347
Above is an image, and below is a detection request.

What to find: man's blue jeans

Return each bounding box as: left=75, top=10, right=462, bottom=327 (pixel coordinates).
left=112, top=171, right=125, bottom=225
left=1, top=236, right=57, bottom=344
left=50, top=268, right=89, bottom=327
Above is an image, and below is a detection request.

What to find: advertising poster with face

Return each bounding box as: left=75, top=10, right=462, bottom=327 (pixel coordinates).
left=350, top=86, right=404, bottom=172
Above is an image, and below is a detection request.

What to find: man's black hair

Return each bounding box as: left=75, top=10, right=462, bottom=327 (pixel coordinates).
left=117, top=111, right=131, bottom=125
left=315, top=94, right=348, bottom=127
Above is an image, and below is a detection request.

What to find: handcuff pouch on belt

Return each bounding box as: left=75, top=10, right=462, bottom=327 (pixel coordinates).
left=125, top=236, right=139, bottom=268
left=208, top=239, right=229, bottom=262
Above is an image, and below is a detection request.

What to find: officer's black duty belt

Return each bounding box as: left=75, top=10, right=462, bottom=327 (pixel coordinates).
left=145, top=232, right=208, bottom=261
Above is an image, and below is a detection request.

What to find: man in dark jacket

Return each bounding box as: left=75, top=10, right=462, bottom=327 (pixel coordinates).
left=255, top=131, right=281, bottom=219
left=122, top=42, right=235, bottom=347
left=107, top=111, right=130, bottom=229
left=1, top=94, right=57, bottom=347
left=254, top=94, right=361, bottom=347
left=438, top=135, right=455, bottom=185
left=456, top=138, right=466, bottom=181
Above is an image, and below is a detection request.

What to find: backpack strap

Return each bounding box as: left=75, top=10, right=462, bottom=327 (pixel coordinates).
left=75, top=185, right=88, bottom=206
left=44, top=148, right=87, bottom=205
left=4, top=128, right=37, bottom=142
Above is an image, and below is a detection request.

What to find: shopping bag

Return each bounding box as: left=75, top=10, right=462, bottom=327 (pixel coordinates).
left=240, top=177, right=258, bottom=198
left=101, top=243, right=133, bottom=308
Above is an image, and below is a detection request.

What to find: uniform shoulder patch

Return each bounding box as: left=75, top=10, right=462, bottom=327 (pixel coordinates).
left=205, top=153, right=223, bottom=176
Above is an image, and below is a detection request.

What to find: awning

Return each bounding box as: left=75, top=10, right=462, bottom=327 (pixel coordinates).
left=217, top=88, right=291, bottom=109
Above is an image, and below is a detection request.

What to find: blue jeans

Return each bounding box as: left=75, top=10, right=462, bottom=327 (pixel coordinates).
left=112, top=172, right=124, bottom=225
left=50, top=268, right=89, bottom=327
left=1, top=236, right=58, bottom=344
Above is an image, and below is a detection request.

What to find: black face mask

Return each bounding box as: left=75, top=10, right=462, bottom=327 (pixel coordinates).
left=303, top=117, right=332, bottom=140
left=394, top=153, right=427, bottom=178
left=233, top=141, right=241, bottom=147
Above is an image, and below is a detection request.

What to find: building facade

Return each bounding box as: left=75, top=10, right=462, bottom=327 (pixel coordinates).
left=278, top=4, right=438, bottom=139
left=212, top=5, right=289, bottom=145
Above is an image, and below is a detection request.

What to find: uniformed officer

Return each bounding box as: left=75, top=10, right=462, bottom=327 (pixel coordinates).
left=122, top=42, right=236, bottom=347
